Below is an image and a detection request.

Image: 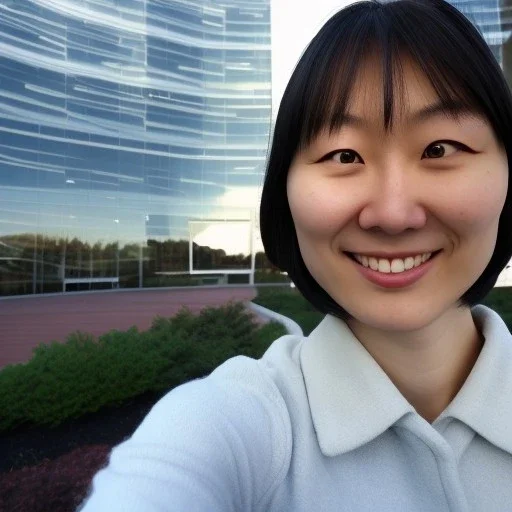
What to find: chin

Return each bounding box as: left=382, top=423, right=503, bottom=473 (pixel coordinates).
left=344, top=301, right=454, bottom=334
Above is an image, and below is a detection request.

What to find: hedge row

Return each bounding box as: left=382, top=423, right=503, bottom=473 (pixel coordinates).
left=0, top=302, right=286, bottom=434
left=254, top=287, right=324, bottom=335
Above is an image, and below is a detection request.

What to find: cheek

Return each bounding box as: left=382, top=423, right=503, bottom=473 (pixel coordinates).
left=287, top=176, right=354, bottom=238
left=443, top=168, right=508, bottom=231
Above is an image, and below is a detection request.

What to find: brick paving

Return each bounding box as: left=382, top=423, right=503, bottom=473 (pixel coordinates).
left=0, top=287, right=258, bottom=368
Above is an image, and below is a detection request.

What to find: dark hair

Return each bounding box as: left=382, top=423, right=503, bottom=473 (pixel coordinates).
left=260, top=0, right=512, bottom=320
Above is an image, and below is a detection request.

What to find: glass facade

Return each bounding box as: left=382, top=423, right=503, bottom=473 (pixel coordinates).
left=0, top=0, right=281, bottom=296
left=2, top=1, right=512, bottom=296
left=449, top=0, right=506, bottom=63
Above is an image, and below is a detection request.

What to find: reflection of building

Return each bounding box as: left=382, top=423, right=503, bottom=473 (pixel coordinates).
left=0, top=0, right=276, bottom=296
left=449, top=0, right=506, bottom=64
left=3, top=1, right=512, bottom=297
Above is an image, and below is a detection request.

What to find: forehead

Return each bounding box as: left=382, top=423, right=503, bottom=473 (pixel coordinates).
left=296, top=36, right=493, bottom=150
left=347, top=55, right=443, bottom=122
left=319, top=52, right=490, bottom=140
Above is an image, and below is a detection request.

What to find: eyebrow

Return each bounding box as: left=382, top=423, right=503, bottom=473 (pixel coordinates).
left=340, top=101, right=478, bottom=129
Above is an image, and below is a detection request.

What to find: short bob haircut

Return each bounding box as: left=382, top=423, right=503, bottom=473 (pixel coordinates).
left=260, top=0, right=512, bottom=320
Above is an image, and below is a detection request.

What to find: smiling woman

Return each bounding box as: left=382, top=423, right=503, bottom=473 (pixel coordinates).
left=80, top=2, right=512, bottom=511
left=286, top=55, right=508, bottom=335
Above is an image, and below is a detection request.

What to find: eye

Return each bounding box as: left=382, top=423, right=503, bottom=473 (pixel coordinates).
left=422, top=141, right=467, bottom=159
left=320, top=149, right=364, bottom=164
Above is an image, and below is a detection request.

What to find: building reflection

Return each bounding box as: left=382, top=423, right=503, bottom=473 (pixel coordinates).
left=2, top=1, right=512, bottom=296
left=0, top=0, right=283, bottom=296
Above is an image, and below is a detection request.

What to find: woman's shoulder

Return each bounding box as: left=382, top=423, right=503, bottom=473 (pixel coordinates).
left=80, top=333, right=307, bottom=511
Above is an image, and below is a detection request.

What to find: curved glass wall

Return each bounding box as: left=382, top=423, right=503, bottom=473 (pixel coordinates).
left=0, top=0, right=280, bottom=296
left=450, top=0, right=505, bottom=63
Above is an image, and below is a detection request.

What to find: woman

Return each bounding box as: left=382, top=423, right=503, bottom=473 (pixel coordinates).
left=80, top=1, right=512, bottom=510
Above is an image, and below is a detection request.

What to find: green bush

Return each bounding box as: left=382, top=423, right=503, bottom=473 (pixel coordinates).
left=0, top=302, right=286, bottom=434
left=254, top=287, right=323, bottom=335
left=482, top=287, right=512, bottom=330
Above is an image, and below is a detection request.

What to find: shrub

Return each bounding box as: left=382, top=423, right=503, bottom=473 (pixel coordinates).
left=0, top=444, right=110, bottom=512
left=482, top=287, right=512, bottom=330
left=254, top=287, right=323, bottom=335
left=0, top=302, right=286, bottom=434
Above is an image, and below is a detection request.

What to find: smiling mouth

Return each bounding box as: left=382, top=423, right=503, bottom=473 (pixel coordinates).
left=345, top=250, right=442, bottom=274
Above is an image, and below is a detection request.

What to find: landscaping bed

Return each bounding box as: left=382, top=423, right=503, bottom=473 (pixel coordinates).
left=0, top=391, right=164, bottom=512
left=0, top=444, right=111, bottom=512
left=0, top=302, right=286, bottom=511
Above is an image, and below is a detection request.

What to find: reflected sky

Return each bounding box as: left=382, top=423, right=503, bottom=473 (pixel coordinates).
left=0, top=0, right=270, bottom=246
left=450, top=0, right=506, bottom=62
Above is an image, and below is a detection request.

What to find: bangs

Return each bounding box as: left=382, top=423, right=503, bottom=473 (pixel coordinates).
left=294, top=0, right=506, bottom=150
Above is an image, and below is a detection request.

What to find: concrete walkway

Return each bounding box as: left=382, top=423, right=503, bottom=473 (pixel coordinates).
left=0, top=287, right=258, bottom=368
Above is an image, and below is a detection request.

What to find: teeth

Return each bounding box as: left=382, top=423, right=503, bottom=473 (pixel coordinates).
left=404, top=257, right=414, bottom=270
left=378, top=259, right=391, bottom=273
left=390, top=259, right=404, bottom=273
left=352, top=252, right=433, bottom=274
left=369, top=257, right=379, bottom=271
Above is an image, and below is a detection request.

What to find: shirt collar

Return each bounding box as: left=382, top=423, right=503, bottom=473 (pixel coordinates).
left=437, top=305, right=512, bottom=455
left=300, top=305, right=512, bottom=457
left=300, top=314, right=414, bottom=456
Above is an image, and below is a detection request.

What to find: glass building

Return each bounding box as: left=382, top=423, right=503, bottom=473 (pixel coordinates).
left=0, top=0, right=276, bottom=296
left=2, top=1, right=512, bottom=296
left=449, top=0, right=507, bottom=63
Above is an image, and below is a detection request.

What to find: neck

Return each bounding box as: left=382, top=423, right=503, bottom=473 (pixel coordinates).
left=347, top=306, right=484, bottom=423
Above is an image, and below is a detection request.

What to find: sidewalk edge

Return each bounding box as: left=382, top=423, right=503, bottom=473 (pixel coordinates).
left=247, top=302, right=303, bottom=337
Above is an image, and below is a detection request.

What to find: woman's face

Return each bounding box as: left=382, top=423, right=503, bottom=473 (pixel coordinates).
left=287, top=57, right=508, bottom=333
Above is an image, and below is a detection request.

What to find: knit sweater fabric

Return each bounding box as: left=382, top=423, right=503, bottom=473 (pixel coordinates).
left=79, top=305, right=512, bottom=511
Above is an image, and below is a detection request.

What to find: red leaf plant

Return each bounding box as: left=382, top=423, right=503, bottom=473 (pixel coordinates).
left=0, top=444, right=110, bottom=512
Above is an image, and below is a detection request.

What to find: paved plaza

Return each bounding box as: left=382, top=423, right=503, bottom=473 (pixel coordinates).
left=0, top=287, right=258, bottom=368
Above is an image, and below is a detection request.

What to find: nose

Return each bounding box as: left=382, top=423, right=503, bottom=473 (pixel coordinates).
left=358, top=167, right=427, bottom=235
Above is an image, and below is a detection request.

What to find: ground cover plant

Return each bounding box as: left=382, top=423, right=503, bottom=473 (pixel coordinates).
left=0, top=445, right=111, bottom=512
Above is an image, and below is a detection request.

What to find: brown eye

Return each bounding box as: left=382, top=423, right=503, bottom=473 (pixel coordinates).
left=425, top=144, right=445, bottom=158
left=422, top=141, right=461, bottom=159
left=332, top=150, right=363, bottom=164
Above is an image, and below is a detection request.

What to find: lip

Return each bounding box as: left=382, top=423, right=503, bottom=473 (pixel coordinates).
left=347, top=250, right=437, bottom=259
left=347, top=251, right=440, bottom=289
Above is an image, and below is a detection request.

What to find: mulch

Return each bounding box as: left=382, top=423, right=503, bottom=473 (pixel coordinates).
left=0, top=390, right=165, bottom=473
left=0, top=390, right=166, bottom=511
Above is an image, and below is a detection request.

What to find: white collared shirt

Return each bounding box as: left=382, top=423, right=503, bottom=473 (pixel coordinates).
left=80, top=305, right=512, bottom=511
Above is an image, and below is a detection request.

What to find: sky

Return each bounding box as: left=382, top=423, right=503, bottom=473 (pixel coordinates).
left=271, top=0, right=355, bottom=119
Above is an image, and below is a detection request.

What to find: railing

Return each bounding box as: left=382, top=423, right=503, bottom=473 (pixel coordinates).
left=63, top=277, right=119, bottom=292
